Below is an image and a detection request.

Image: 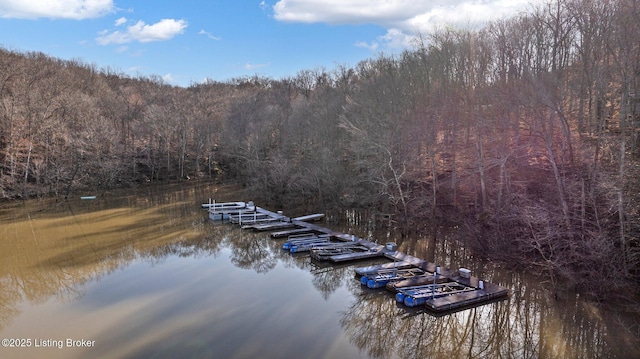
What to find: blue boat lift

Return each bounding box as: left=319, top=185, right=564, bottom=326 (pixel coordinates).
left=396, top=282, right=476, bottom=307
left=360, top=268, right=427, bottom=289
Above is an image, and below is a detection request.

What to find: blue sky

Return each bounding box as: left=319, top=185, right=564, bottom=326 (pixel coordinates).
left=0, top=0, right=530, bottom=87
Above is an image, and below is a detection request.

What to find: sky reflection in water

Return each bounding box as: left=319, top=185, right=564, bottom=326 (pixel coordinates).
left=0, top=188, right=365, bottom=359
left=0, top=184, right=637, bottom=358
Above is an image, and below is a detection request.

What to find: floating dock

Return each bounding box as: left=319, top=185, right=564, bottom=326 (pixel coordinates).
left=205, top=200, right=509, bottom=313
left=359, top=267, right=427, bottom=289
left=283, top=234, right=332, bottom=253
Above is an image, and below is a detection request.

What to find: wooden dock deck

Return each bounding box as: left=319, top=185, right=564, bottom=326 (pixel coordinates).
left=206, top=200, right=509, bottom=313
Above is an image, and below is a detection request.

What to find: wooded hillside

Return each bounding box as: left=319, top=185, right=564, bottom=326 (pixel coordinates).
left=1, top=0, right=638, bottom=298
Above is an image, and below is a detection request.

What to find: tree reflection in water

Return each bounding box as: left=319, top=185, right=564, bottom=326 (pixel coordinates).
left=1, top=183, right=638, bottom=359
left=338, top=269, right=632, bottom=359
left=308, top=261, right=355, bottom=300
left=220, top=211, right=639, bottom=359
left=224, top=229, right=277, bottom=273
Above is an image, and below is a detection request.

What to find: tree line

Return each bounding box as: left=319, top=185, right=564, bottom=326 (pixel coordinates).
left=1, top=0, right=638, bottom=299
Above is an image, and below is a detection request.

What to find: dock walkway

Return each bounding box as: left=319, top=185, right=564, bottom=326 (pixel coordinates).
left=206, top=201, right=509, bottom=313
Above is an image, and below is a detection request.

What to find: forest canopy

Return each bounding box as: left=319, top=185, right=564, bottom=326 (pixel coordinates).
left=1, top=0, right=639, bottom=298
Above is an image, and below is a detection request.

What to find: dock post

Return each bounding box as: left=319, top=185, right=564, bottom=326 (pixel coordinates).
left=433, top=266, right=440, bottom=300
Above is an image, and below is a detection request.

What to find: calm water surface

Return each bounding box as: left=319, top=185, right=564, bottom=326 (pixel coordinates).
left=0, top=183, right=638, bottom=358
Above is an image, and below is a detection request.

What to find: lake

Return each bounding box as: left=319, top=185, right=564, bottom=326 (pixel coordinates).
left=0, top=182, right=638, bottom=358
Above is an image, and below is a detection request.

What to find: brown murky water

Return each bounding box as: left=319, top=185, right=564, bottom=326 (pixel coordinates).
left=0, top=182, right=638, bottom=358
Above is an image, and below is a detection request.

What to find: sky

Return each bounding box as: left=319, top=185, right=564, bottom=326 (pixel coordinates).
left=0, top=0, right=531, bottom=87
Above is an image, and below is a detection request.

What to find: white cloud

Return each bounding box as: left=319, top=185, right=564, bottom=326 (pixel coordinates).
left=354, top=40, right=378, bottom=51
left=199, top=29, right=221, bottom=41
left=273, top=0, right=433, bottom=25
left=115, top=17, right=127, bottom=26
left=96, top=18, right=188, bottom=45
left=274, top=0, right=530, bottom=50
left=162, top=74, right=176, bottom=84
left=96, top=29, right=129, bottom=45
left=274, top=0, right=528, bottom=28
left=129, top=19, right=188, bottom=43
left=245, top=62, right=270, bottom=71
left=0, top=0, right=114, bottom=19
left=355, top=28, right=416, bottom=51
left=378, top=28, right=415, bottom=49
